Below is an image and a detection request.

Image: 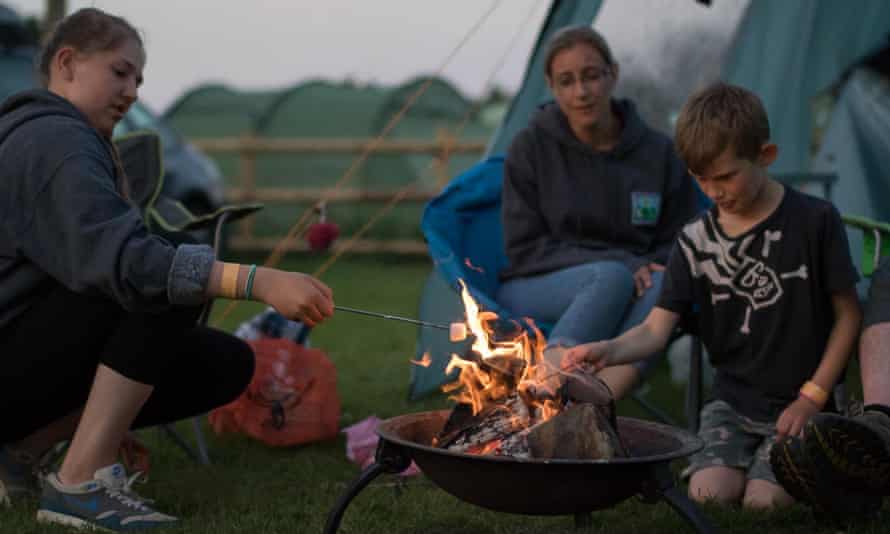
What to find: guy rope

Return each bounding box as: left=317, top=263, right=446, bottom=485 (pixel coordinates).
left=213, top=0, right=542, bottom=326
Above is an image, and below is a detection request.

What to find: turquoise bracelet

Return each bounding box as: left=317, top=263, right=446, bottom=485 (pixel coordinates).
left=244, top=264, right=258, bottom=300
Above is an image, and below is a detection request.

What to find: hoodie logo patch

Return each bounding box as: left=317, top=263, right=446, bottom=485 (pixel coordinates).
left=631, top=192, right=661, bottom=226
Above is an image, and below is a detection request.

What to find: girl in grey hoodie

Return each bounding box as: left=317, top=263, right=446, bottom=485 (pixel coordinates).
left=0, top=8, right=334, bottom=530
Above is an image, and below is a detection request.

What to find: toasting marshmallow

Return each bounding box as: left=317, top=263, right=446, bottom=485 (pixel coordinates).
left=450, top=322, right=468, bottom=342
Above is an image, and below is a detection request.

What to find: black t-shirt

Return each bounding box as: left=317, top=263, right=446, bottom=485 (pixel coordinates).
left=657, top=187, right=859, bottom=421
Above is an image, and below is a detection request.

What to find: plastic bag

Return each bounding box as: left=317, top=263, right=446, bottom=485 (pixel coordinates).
left=209, top=337, right=340, bottom=447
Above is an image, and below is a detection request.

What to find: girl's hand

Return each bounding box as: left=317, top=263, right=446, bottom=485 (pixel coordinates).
left=633, top=262, right=665, bottom=297
left=253, top=268, right=334, bottom=327
left=561, top=341, right=611, bottom=371
left=775, top=396, right=821, bottom=440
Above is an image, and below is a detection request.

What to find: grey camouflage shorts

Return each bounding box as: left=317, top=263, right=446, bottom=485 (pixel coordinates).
left=682, top=399, right=779, bottom=485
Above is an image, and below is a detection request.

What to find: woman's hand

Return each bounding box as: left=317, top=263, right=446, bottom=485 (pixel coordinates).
left=633, top=262, right=665, bottom=297
left=561, top=341, right=612, bottom=371
left=775, top=396, right=821, bottom=441
left=252, top=267, right=334, bottom=327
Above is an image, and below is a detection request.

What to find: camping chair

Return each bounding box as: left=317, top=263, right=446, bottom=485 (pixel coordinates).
left=413, top=156, right=699, bottom=425
left=842, top=214, right=890, bottom=277
left=116, top=131, right=262, bottom=464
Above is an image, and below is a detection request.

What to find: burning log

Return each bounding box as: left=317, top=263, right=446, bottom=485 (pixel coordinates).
left=439, top=394, right=532, bottom=457
left=527, top=403, right=626, bottom=460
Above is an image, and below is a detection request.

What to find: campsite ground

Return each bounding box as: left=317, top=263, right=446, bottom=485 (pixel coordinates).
left=2, top=254, right=886, bottom=533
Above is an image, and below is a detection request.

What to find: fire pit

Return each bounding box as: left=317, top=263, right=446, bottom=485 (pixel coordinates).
left=325, top=410, right=717, bottom=533
left=326, top=281, right=717, bottom=532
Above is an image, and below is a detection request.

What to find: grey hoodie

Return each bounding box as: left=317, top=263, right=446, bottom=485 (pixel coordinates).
left=0, top=89, right=214, bottom=329
left=501, top=99, right=699, bottom=280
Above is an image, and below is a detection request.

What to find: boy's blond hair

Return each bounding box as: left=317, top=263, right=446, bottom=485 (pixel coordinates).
left=674, top=82, right=770, bottom=175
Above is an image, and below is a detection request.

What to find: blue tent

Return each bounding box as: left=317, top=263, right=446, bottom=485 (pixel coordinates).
left=721, top=0, right=890, bottom=285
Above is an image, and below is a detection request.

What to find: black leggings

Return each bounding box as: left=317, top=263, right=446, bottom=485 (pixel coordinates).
left=0, top=282, right=254, bottom=444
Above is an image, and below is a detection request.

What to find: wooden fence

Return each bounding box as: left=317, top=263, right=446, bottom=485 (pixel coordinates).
left=191, top=135, right=487, bottom=254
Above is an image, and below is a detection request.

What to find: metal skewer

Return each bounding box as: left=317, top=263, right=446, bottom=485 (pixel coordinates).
left=335, top=305, right=451, bottom=331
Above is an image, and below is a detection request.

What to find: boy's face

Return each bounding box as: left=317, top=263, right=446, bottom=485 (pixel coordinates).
left=690, top=144, right=778, bottom=217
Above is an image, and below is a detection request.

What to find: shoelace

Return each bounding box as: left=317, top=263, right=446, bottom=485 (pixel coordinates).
left=846, top=398, right=865, bottom=418
left=105, top=472, right=154, bottom=511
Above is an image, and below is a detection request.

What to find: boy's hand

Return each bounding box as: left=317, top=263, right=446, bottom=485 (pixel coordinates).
left=633, top=263, right=665, bottom=297
left=561, top=341, right=611, bottom=371
left=775, top=396, right=821, bottom=440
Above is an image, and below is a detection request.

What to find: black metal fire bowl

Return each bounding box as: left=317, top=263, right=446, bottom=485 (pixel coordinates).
left=325, top=410, right=717, bottom=534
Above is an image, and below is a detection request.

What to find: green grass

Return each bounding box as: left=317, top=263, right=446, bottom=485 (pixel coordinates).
left=3, top=255, right=886, bottom=533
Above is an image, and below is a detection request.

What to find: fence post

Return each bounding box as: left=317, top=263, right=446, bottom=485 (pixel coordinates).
left=238, top=132, right=257, bottom=241
left=434, top=128, right=454, bottom=187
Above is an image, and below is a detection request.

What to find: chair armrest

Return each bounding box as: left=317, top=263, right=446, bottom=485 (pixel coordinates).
left=842, top=214, right=890, bottom=277
left=148, top=197, right=264, bottom=234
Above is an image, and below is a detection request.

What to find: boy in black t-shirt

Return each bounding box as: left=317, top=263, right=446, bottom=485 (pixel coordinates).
left=558, top=83, right=862, bottom=510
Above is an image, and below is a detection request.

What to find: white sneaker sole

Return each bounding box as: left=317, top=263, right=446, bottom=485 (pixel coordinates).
left=36, top=509, right=113, bottom=532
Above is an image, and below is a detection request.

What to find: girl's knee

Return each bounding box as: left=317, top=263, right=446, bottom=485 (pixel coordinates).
left=220, top=337, right=255, bottom=403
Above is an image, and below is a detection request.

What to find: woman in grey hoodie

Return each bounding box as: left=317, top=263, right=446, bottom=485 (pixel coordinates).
left=499, top=26, right=700, bottom=399
left=0, top=8, right=334, bottom=530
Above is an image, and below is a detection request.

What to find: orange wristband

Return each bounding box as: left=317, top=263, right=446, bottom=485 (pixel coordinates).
left=220, top=262, right=240, bottom=299
left=800, top=380, right=829, bottom=406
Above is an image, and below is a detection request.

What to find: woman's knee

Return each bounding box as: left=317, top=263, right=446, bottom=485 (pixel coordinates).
left=578, top=261, right=634, bottom=300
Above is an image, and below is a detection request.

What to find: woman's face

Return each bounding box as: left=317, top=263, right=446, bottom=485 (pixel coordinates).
left=547, top=43, right=616, bottom=133
left=53, top=37, right=145, bottom=138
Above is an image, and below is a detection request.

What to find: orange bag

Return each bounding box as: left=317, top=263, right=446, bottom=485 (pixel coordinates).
left=209, top=337, right=340, bottom=447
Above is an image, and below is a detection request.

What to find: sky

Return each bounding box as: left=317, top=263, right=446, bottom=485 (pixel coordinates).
left=5, top=0, right=748, bottom=114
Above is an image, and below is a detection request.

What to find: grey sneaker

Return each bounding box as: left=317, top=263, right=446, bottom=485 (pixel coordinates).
left=36, top=463, right=178, bottom=531
left=0, top=445, right=40, bottom=505
left=805, top=409, right=890, bottom=494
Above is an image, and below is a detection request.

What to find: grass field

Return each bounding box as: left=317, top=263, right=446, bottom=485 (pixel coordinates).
left=2, top=254, right=886, bottom=533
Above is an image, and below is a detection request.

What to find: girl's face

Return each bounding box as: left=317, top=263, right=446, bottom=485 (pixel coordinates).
left=547, top=43, right=617, bottom=133
left=53, top=38, right=145, bottom=138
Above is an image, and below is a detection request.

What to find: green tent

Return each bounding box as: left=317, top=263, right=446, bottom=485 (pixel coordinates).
left=164, top=76, right=493, bottom=241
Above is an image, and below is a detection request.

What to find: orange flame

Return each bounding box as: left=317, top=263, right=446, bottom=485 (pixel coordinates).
left=410, top=352, right=432, bottom=368
left=441, top=279, right=562, bottom=428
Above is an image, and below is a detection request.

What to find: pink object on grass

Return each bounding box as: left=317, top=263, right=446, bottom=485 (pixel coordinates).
left=342, top=416, right=420, bottom=476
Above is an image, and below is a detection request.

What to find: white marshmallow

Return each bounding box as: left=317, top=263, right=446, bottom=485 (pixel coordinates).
left=449, top=322, right=467, bottom=342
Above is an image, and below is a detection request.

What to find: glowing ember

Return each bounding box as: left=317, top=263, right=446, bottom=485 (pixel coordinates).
left=467, top=439, right=502, bottom=455
left=464, top=258, right=485, bottom=273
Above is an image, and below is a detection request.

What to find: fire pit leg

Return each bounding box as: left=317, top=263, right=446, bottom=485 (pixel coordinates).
left=660, top=486, right=718, bottom=534
left=573, top=512, right=592, bottom=528
left=324, top=440, right=412, bottom=534
left=642, top=465, right=719, bottom=534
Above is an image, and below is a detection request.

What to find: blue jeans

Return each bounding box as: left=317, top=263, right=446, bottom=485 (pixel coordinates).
left=497, top=261, right=663, bottom=373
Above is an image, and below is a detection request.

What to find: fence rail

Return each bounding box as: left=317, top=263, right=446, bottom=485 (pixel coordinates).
left=192, top=136, right=486, bottom=254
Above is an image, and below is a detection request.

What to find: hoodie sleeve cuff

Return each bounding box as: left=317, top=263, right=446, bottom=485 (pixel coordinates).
left=167, top=244, right=214, bottom=306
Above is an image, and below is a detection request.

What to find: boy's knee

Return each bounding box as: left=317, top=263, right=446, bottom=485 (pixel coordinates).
left=742, top=479, right=793, bottom=509
left=687, top=467, right=745, bottom=505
